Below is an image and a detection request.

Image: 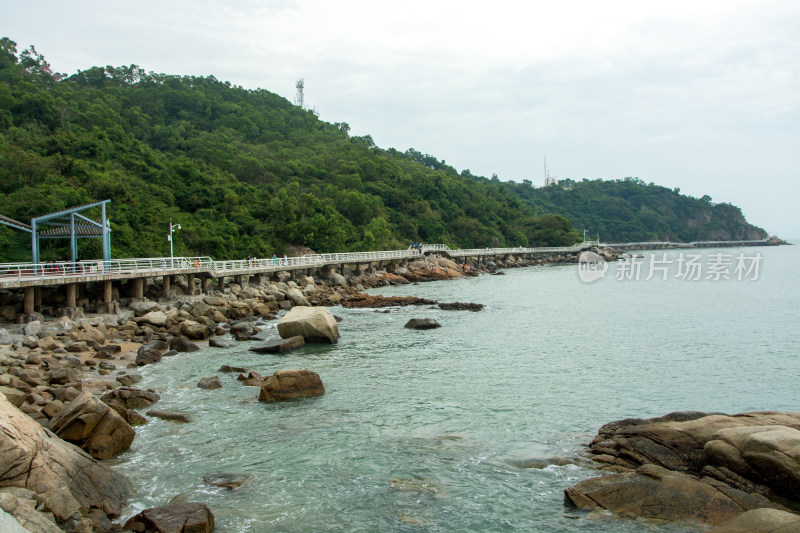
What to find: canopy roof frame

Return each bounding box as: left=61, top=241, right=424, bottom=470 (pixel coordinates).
left=0, top=200, right=111, bottom=264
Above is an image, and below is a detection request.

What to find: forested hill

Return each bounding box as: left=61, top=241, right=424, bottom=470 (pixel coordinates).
left=0, top=39, right=766, bottom=262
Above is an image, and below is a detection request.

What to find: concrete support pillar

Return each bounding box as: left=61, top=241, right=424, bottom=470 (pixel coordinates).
left=24, top=287, right=34, bottom=315
left=201, top=277, right=209, bottom=293
left=162, top=275, right=171, bottom=298
left=187, top=274, right=195, bottom=295
left=131, top=278, right=144, bottom=299
left=217, top=277, right=225, bottom=291
left=34, top=287, right=42, bottom=310
left=103, top=280, right=113, bottom=313
left=65, top=283, right=77, bottom=308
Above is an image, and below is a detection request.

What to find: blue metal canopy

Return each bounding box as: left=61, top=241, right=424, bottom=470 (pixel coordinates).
left=0, top=200, right=111, bottom=264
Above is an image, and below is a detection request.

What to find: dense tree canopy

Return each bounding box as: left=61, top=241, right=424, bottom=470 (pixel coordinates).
left=0, top=38, right=765, bottom=263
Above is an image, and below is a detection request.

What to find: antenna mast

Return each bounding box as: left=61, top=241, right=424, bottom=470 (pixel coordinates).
left=294, top=78, right=305, bottom=109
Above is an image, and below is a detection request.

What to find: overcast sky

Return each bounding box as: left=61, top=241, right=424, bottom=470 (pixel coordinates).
left=3, top=0, right=799, bottom=237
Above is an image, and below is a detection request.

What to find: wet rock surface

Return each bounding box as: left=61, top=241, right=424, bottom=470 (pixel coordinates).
left=404, top=318, right=442, bottom=330
left=258, top=369, right=325, bottom=403
left=249, top=335, right=305, bottom=354
left=566, top=411, right=800, bottom=527
left=123, top=501, right=214, bottom=533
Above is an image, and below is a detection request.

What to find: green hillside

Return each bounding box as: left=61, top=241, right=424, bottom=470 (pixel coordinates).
left=0, top=39, right=766, bottom=263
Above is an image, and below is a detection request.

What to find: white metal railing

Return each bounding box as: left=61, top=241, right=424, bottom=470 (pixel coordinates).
left=0, top=256, right=213, bottom=283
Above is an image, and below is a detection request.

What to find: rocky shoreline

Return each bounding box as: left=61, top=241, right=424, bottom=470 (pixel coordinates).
left=0, top=252, right=558, bottom=532
left=564, top=411, right=800, bottom=531
left=8, top=248, right=794, bottom=532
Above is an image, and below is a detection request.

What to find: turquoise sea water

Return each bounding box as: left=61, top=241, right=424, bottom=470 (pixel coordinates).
left=111, top=244, right=800, bottom=532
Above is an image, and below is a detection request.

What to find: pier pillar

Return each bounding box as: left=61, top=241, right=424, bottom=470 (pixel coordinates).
left=24, top=287, right=34, bottom=315
left=187, top=274, right=195, bottom=295
left=217, top=277, right=225, bottom=291
left=103, top=280, right=113, bottom=312
left=131, top=278, right=144, bottom=299
left=65, top=283, right=77, bottom=308
left=201, top=277, right=209, bottom=293
left=34, top=287, right=42, bottom=310
left=162, top=275, right=171, bottom=298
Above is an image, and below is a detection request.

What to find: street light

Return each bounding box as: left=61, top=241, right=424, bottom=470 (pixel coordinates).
left=583, top=229, right=588, bottom=242
left=168, top=218, right=181, bottom=267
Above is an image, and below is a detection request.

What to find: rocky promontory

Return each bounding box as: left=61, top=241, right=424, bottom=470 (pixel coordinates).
left=565, top=411, right=800, bottom=530
left=0, top=391, right=129, bottom=532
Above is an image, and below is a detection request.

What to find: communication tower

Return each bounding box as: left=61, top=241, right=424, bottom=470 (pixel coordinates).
left=294, top=78, right=305, bottom=109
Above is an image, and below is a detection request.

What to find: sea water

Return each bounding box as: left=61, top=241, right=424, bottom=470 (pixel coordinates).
left=111, top=244, right=800, bottom=532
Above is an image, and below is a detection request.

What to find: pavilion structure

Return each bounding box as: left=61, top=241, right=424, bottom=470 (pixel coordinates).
left=0, top=200, right=112, bottom=266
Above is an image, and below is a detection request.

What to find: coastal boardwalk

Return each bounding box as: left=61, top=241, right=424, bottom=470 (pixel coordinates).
left=0, top=238, right=778, bottom=315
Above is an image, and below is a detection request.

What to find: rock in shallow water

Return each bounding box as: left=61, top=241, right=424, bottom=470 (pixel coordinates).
left=706, top=508, right=800, bottom=532
left=249, top=335, right=305, bottom=354
left=147, top=410, right=193, bottom=423
left=202, top=472, right=252, bottom=489
left=197, top=376, right=222, bottom=390
left=123, top=501, right=214, bottom=533
left=564, top=464, right=781, bottom=526
left=566, top=410, right=800, bottom=528
left=404, top=318, right=441, bottom=330
left=258, top=369, right=324, bottom=403
left=277, top=306, right=339, bottom=343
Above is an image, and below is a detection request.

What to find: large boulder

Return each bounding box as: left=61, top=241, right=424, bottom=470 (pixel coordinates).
left=101, top=387, right=160, bottom=410
left=0, top=492, right=61, bottom=533
left=277, top=306, right=339, bottom=343
left=147, top=410, right=193, bottom=423
left=190, top=301, right=212, bottom=319
left=136, top=339, right=169, bottom=366
left=286, top=287, right=310, bottom=307
left=123, top=501, right=214, bottom=533
left=129, top=301, right=161, bottom=317
left=202, top=295, right=227, bottom=307
left=705, top=425, right=800, bottom=499
left=0, top=387, right=26, bottom=408
left=179, top=320, right=210, bottom=340
left=169, top=336, right=200, bottom=353
left=707, top=508, right=800, bottom=532
left=47, top=391, right=135, bottom=459
left=404, top=318, right=441, bottom=330
left=227, top=301, right=252, bottom=320
left=570, top=411, right=800, bottom=528
left=0, top=392, right=129, bottom=522
left=586, top=411, right=800, bottom=492
left=139, top=311, right=168, bottom=327
left=197, top=376, right=222, bottom=390
left=258, top=369, right=325, bottom=403
left=565, top=464, right=781, bottom=527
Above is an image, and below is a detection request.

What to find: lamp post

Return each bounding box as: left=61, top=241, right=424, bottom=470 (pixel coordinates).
left=583, top=229, right=588, bottom=242
left=168, top=218, right=181, bottom=268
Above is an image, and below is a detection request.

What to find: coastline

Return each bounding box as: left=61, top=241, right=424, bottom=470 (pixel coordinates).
left=0, top=251, right=583, bottom=531
left=3, top=246, right=796, bottom=532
